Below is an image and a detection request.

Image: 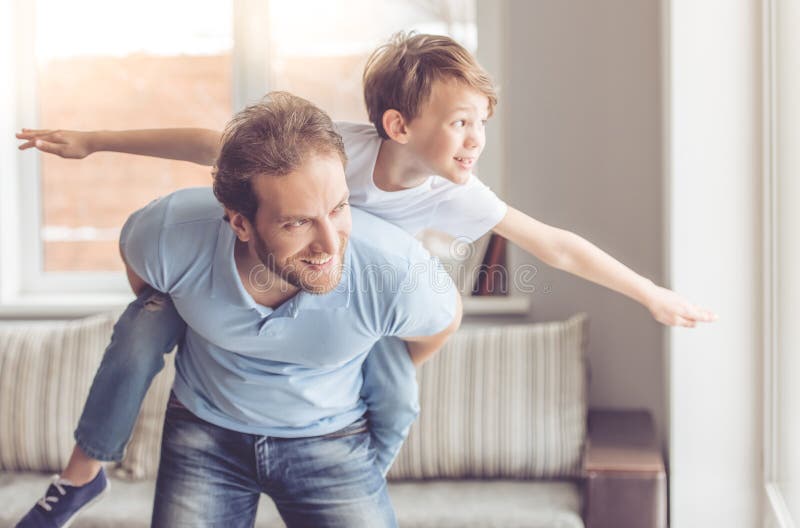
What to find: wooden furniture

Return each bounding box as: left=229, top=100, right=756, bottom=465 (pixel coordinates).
left=583, top=409, right=668, bottom=528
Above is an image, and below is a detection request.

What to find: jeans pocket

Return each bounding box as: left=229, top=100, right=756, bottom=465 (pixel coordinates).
left=321, top=416, right=369, bottom=439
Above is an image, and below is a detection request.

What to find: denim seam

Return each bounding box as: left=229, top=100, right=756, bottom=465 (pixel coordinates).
left=74, top=430, right=126, bottom=462
left=255, top=436, right=269, bottom=486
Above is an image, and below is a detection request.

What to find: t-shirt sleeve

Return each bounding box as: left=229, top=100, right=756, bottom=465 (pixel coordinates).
left=118, top=196, right=172, bottom=292
left=383, top=254, right=459, bottom=338
left=429, top=174, right=508, bottom=242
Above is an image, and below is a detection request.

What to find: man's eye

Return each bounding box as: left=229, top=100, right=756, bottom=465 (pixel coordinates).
left=287, top=219, right=308, bottom=228
left=332, top=202, right=349, bottom=214
left=453, top=119, right=466, bottom=127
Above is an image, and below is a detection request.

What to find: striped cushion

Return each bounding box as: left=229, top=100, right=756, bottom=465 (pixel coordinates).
left=0, top=314, right=116, bottom=472
left=388, top=313, right=588, bottom=480
left=0, top=311, right=174, bottom=479
left=0, top=312, right=588, bottom=481
left=121, top=315, right=589, bottom=481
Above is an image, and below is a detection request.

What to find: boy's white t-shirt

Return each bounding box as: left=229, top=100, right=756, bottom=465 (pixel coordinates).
left=336, top=122, right=508, bottom=242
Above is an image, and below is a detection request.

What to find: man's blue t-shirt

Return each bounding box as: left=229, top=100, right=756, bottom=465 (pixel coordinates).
left=120, top=187, right=457, bottom=437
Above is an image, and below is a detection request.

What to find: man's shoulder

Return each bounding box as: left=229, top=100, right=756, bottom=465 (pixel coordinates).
left=131, top=187, right=225, bottom=244
left=156, top=187, right=225, bottom=228
left=120, top=187, right=224, bottom=291
left=348, top=207, right=431, bottom=269
left=347, top=209, right=458, bottom=339
left=123, top=187, right=222, bottom=242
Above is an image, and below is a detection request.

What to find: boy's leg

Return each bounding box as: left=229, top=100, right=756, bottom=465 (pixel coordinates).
left=359, top=336, right=419, bottom=475
left=268, top=416, right=397, bottom=528
left=16, top=287, right=186, bottom=528
left=151, top=394, right=261, bottom=527
left=73, top=286, right=186, bottom=468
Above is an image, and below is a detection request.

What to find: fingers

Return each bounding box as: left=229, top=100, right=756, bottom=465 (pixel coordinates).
left=657, top=307, right=713, bottom=328
left=662, top=313, right=695, bottom=328
left=704, top=308, right=718, bottom=321
left=16, top=130, right=60, bottom=148
left=16, top=130, right=71, bottom=156
left=31, top=139, right=66, bottom=156
left=666, top=306, right=717, bottom=328
left=683, top=305, right=718, bottom=323
left=16, top=129, right=55, bottom=139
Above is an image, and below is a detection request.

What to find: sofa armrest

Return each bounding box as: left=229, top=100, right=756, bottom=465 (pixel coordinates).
left=582, top=409, right=667, bottom=528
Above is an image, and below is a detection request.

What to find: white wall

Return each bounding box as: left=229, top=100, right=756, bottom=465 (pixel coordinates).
left=500, top=0, right=667, bottom=445
left=499, top=1, right=764, bottom=523
left=665, top=0, right=763, bottom=525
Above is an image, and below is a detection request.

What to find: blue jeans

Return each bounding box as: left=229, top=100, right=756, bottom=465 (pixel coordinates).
left=74, top=286, right=419, bottom=474
left=75, top=287, right=186, bottom=461
left=152, top=394, right=397, bottom=527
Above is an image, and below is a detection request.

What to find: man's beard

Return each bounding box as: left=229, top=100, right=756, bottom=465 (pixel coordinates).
left=252, top=228, right=348, bottom=295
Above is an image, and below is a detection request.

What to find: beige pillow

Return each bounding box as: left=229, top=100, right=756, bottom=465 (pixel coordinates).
left=0, top=313, right=116, bottom=472
left=0, top=311, right=175, bottom=479
left=388, top=313, right=589, bottom=480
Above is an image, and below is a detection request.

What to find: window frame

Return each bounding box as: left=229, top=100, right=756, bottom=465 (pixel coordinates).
left=762, top=0, right=797, bottom=526
left=0, top=0, right=509, bottom=316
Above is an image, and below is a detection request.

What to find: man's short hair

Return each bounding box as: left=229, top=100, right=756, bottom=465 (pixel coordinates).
left=213, top=91, right=347, bottom=222
left=363, top=31, right=498, bottom=140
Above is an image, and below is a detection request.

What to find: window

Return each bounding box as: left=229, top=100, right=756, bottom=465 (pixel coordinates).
left=764, top=0, right=800, bottom=525
left=2, top=0, right=503, bottom=312
left=35, top=1, right=234, bottom=273
left=263, top=0, right=476, bottom=122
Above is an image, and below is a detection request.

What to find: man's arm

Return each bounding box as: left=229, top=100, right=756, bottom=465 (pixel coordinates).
left=493, top=206, right=717, bottom=327
left=402, top=291, right=462, bottom=366
left=16, top=128, right=221, bottom=166
left=120, top=244, right=150, bottom=296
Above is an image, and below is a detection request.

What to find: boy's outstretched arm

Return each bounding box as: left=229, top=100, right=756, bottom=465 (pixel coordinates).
left=16, top=128, right=222, bottom=166
left=493, top=206, right=717, bottom=328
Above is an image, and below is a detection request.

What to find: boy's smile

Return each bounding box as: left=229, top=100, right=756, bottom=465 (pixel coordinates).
left=404, top=78, right=490, bottom=185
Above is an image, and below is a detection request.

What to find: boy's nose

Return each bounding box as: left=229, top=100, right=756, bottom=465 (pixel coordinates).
left=465, top=134, right=482, bottom=150
left=465, top=126, right=484, bottom=149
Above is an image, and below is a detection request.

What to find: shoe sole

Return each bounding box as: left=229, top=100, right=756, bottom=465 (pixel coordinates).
left=60, top=480, right=110, bottom=528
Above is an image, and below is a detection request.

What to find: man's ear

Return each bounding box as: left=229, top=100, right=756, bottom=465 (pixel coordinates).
left=226, top=208, right=253, bottom=243
left=382, top=109, right=410, bottom=144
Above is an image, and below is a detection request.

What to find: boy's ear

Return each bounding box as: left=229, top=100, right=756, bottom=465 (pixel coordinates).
left=226, top=208, right=253, bottom=243
left=382, top=109, right=410, bottom=144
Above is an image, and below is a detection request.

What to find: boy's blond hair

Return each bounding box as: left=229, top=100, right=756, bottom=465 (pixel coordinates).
left=363, top=32, right=498, bottom=139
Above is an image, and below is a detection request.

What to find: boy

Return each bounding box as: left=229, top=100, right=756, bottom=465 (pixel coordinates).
left=16, top=32, right=715, bottom=526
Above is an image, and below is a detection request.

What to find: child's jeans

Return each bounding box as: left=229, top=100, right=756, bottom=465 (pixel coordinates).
left=73, top=285, right=419, bottom=474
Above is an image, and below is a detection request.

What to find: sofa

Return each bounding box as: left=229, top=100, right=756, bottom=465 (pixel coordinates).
left=0, top=312, right=666, bottom=527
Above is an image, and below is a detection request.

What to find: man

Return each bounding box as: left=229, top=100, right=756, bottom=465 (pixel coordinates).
left=125, top=92, right=460, bottom=526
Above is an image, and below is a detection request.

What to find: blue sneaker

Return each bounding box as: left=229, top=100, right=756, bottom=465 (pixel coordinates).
left=15, top=468, right=109, bottom=528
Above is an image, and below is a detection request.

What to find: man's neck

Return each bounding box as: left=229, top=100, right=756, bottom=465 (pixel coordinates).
left=234, top=239, right=299, bottom=309
left=372, top=139, right=429, bottom=192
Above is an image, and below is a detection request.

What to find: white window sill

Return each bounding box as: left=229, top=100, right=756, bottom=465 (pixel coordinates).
left=0, top=293, right=134, bottom=319
left=0, top=293, right=531, bottom=319
left=462, top=295, right=531, bottom=315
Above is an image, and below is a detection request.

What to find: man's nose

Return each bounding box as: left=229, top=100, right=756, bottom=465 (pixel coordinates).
left=314, top=218, right=339, bottom=255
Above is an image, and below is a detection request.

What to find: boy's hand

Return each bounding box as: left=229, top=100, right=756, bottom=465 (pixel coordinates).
left=16, top=128, right=94, bottom=159
left=645, top=284, right=718, bottom=328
